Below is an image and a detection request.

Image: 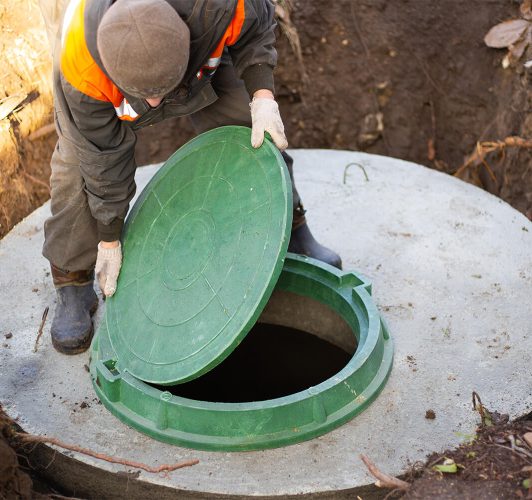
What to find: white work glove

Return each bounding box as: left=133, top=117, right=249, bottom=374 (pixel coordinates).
left=250, top=97, right=288, bottom=150
left=95, top=242, right=122, bottom=297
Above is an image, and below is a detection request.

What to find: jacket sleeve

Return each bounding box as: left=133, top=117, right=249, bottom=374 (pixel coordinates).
left=228, top=0, right=278, bottom=97
left=58, top=74, right=137, bottom=242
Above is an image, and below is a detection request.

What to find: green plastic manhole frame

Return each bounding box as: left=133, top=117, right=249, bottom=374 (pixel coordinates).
left=91, top=254, right=394, bottom=451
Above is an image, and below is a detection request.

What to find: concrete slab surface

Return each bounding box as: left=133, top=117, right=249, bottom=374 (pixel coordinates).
left=1, top=150, right=531, bottom=498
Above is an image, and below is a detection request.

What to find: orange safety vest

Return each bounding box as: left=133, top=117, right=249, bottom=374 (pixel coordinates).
left=60, top=0, right=245, bottom=121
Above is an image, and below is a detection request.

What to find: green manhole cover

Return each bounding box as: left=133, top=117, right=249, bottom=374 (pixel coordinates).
left=91, top=255, right=394, bottom=451
left=104, top=126, right=292, bottom=385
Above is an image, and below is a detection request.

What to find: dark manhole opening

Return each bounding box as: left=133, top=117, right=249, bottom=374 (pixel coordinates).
left=152, top=323, right=353, bottom=403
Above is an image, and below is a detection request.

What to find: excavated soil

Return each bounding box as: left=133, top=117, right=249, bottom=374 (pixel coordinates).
left=1, top=0, right=530, bottom=240
left=0, top=0, right=55, bottom=239
left=137, top=0, right=532, bottom=219
left=401, top=407, right=532, bottom=499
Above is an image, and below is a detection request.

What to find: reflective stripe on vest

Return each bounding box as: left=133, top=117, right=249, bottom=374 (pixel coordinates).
left=60, top=0, right=138, bottom=121
left=114, top=99, right=139, bottom=121
left=198, top=0, right=246, bottom=78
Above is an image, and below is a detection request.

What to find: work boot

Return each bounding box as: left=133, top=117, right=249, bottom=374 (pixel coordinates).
left=50, top=265, right=98, bottom=355
left=288, top=203, right=343, bottom=269
left=281, top=151, right=342, bottom=269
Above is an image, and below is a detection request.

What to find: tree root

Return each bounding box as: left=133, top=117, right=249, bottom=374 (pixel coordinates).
left=360, top=454, right=411, bottom=491
left=274, top=1, right=309, bottom=84
left=454, top=136, right=532, bottom=181
left=16, top=433, right=199, bottom=474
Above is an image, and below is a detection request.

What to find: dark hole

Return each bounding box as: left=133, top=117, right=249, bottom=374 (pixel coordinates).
left=152, top=323, right=352, bottom=403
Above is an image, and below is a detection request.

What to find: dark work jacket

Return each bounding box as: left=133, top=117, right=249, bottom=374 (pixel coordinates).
left=54, top=0, right=277, bottom=241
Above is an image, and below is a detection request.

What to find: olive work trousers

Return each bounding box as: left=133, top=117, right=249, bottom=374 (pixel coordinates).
left=42, top=61, right=302, bottom=273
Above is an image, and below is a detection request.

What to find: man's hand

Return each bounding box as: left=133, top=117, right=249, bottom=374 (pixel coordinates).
left=95, top=240, right=122, bottom=297
left=250, top=89, right=288, bottom=150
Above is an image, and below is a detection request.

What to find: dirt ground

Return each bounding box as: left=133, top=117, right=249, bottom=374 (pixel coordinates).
left=1, top=0, right=531, bottom=239
left=401, top=402, right=532, bottom=499
left=137, top=0, right=532, bottom=219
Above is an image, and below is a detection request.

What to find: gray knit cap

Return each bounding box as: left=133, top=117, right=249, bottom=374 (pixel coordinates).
left=97, top=0, right=190, bottom=98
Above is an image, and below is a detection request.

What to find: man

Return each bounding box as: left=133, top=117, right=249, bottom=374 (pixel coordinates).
left=44, top=0, right=342, bottom=355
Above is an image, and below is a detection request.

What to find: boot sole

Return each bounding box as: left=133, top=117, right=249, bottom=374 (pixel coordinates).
left=52, top=324, right=94, bottom=355
left=51, top=299, right=99, bottom=355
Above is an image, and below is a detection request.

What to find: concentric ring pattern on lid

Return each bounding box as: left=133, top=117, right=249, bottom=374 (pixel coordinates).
left=104, top=126, right=292, bottom=385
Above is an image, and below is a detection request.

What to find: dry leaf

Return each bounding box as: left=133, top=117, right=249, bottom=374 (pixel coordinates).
left=433, top=459, right=459, bottom=474
left=509, top=33, right=530, bottom=61
left=484, top=19, right=530, bottom=48
left=521, top=0, right=532, bottom=21
left=524, top=431, right=532, bottom=448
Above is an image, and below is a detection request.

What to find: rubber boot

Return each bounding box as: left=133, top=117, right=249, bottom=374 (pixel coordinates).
left=50, top=265, right=98, bottom=354
left=282, top=152, right=342, bottom=269
left=288, top=203, right=343, bottom=269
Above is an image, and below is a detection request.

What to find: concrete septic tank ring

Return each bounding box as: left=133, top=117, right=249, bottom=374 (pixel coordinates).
left=91, top=254, right=394, bottom=451
left=1, top=150, right=531, bottom=498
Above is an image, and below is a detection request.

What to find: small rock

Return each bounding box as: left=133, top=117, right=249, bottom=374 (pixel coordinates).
left=5, top=332, right=13, bottom=339
left=425, top=409, right=436, bottom=420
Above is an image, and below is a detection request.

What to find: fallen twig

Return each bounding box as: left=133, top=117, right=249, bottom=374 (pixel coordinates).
left=28, top=123, right=56, bottom=141
left=490, top=442, right=532, bottom=460
left=509, top=435, right=532, bottom=459
left=33, top=306, right=49, bottom=352
left=22, top=171, right=51, bottom=193
left=360, top=454, right=410, bottom=491
left=472, top=391, right=485, bottom=420
left=17, top=433, right=199, bottom=473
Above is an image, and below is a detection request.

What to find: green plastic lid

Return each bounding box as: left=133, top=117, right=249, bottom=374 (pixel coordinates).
left=105, top=126, right=292, bottom=385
